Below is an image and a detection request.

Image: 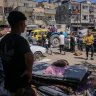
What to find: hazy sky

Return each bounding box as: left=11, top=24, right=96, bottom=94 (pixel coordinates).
left=35, top=0, right=96, bottom=2
left=77, top=0, right=96, bottom=2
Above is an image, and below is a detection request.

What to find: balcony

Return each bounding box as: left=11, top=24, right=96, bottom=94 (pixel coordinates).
left=89, top=19, right=95, bottom=23
left=18, top=6, right=33, bottom=12
left=71, top=9, right=80, bottom=14
left=89, top=9, right=94, bottom=14
left=81, top=19, right=89, bottom=23
left=48, top=20, right=56, bottom=25
left=44, top=9, right=56, bottom=14
left=89, top=9, right=94, bottom=12
left=4, top=7, right=12, bottom=13
left=71, top=19, right=80, bottom=23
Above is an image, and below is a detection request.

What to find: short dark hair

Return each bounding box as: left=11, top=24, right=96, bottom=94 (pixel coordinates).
left=7, top=11, right=27, bottom=27
left=60, top=31, right=63, bottom=34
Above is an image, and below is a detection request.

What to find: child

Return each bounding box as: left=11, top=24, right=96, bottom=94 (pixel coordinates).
left=45, top=38, right=48, bottom=53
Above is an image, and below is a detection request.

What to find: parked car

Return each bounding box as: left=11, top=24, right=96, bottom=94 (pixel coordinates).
left=30, top=44, right=46, bottom=61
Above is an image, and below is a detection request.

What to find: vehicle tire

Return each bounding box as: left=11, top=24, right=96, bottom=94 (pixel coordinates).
left=34, top=51, right=42, bottom=61
left=50, top=34, right=59, bottom=47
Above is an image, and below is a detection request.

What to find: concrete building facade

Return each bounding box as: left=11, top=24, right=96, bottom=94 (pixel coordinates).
left=55, top=0, right=96, bottom=33
left=4, top=0, right=56, bottom=27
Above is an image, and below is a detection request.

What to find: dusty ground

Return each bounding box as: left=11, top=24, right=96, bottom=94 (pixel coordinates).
left=36, top=48, right=96, bottom=65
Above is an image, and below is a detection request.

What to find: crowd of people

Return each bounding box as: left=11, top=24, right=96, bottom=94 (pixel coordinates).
left=32, top=28, right=95, bottom=61
left=27, top=23, right=95, bottom=60
left=59, top=30, right=95, bottom=60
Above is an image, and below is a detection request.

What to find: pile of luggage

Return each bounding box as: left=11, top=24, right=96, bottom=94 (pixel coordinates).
left=32, top=62, right=94, bottom=96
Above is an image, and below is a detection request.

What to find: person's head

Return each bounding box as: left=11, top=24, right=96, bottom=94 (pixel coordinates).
left=60, top=31, right=63, bottom=35
left=34, top=33, right=36, bottom=37
left=87, top=30, right=91, bottom=36
left=52, top=59, right=69, bottom=67
left=79, top=32, right=81, bottom=34
left=70, top=32, right=74, bottom=35
left=7, top=11, right=27, bottom=34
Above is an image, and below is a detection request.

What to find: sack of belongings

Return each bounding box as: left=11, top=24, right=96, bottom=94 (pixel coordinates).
left=74, top=50, right=82, bottom=56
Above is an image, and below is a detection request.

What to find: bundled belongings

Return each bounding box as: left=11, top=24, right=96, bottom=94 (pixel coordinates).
left=32, top=60, right=91, bottom=89
left=74, top=50, right=82, bottom=56
left=38, top=85, right=73, bottom=96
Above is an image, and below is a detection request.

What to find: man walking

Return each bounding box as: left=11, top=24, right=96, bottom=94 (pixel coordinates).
left=70, top=32, right=75, bottom=52
left=78, top=32, right=83, bottom=51
left=0, top=11, right=35, bottom=95
left=59, top=32, right=65, bottom=54
left=85, top=31, right=94, bottom=60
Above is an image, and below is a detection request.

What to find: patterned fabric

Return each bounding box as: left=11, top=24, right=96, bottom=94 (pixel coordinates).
left=43, top=65, right=68, bottom=76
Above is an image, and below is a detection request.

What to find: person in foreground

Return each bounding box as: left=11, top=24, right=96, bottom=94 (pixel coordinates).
left=0, top=11, right=34, bottom=95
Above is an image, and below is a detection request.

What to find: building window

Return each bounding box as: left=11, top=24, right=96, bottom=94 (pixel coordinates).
left=82, top=5, right=88, bottom=9
left=71, top=5, right=80, bottom=11
left=72, top=6, right=75, bottom=10
left=61, top=16, right=64, bottom=20
left=72, top=15, right=75, bottom=19
left=82, top=15, right=88, bottom=20
left=89, top=6, right=94, bottom=12
left=89, top=15, right=94, bottom=22
left=76, top=6, right=79, bottom=10
left=48, top=16, right=51, bottom=18
left=24, top=3, right=29, bottom=7
left=36, top=16, right=42, bottom=20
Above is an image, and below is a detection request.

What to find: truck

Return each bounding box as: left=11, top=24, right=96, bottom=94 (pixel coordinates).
left=47, top=31, right=68, bottom=47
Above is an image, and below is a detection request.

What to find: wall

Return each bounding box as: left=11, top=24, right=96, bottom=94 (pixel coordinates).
left=81, top=3, right=89, bottom=23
